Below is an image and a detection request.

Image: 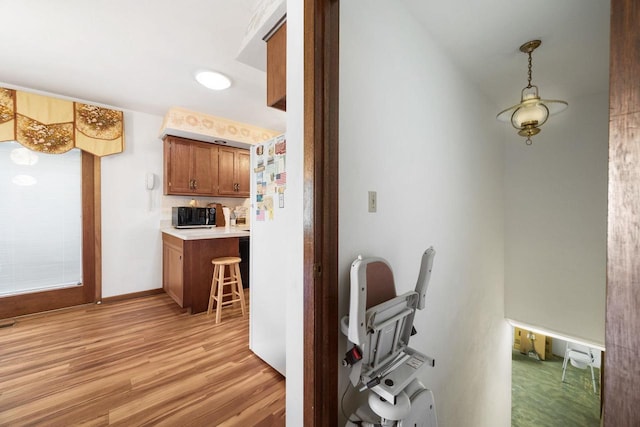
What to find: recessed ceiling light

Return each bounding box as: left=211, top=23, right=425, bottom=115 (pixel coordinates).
left=195, top=70, right=232, bottom=91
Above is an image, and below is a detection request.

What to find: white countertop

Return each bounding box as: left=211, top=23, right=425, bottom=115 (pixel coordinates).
left=161, top=226, right=250, bottom=241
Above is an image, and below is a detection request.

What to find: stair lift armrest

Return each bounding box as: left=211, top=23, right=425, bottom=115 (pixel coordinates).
left=415, top=247, right=436, bottom=310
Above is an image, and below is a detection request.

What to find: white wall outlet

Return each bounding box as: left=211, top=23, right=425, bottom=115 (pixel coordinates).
left=368, top=191, right=377, bottom=213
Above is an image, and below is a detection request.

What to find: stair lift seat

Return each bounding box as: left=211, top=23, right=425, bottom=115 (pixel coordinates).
left=340, top=247, right=438, bottom=426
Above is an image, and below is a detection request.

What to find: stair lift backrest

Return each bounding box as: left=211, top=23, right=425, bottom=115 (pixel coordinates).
left=348, top=257, right=395, bottom=346
left=348, top=257, right=420, bottom=374
left=347, top=247, right=435, bottom=347
left=365, top=260, right=397, bottom=308
left=362, top=290, right=419, bottom=373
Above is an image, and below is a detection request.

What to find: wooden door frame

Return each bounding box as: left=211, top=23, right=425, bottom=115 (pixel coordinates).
left=0, top=152, right=101, bottom=318
left=604, top=0, right=640, bottom=423
left=303, top=0, right=340, bottom=424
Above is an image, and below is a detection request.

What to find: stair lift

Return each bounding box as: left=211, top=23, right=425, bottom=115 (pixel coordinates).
left=340, top=247, right=437, bottom=427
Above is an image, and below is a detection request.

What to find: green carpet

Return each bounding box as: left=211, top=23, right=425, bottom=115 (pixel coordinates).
left=512, top=350, right=601, bottom=427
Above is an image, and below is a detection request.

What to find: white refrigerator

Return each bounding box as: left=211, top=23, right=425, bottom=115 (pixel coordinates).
left=249, top=134, right=287, bottom=375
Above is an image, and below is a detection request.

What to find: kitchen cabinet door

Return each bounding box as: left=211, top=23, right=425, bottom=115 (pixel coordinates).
left=164, top=137, right=193, bottom=194
left=217, top=146, right=237, bottom=196
left=266, top=21, right=286, bottom=111
left=217, top=146, right=250, bottom=197
left=162, top=235, right=184, bottom=307
left=191, top=143, right=218, bottom=195
left=236, top=149, right=250, bottom=197
left=163, top=136, right=219, bottom=196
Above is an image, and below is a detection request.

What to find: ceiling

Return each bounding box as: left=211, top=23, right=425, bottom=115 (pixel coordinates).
left=399, top=0, right=610, bottom=110
left=0, top=0, right=610, bottom=135
left=0, top=0, right=286, bottom=132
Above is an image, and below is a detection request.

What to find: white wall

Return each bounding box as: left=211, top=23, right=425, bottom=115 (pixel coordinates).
left=339, top=2, right=510, bottom=425
left=504, top=91, right=608, bottom=348
left=285, top=0, right=305, bottom=424
left=101, top=111, right=165, bottom=297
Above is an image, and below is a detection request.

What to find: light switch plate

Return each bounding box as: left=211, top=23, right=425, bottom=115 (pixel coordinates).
left=368, top=191, right=377, bottom=213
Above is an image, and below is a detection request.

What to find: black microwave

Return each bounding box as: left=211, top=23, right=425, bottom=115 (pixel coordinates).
left=172, top=207, right=216, bottom=228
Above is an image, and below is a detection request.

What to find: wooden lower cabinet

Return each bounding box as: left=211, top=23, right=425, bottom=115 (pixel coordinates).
left=162, top=235, right=184, bottom=306
left=162, top=233, right=239, bottom=314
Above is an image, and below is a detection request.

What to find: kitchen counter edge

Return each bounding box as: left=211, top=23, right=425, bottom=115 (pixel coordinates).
left=161, top=227, right=250, bottom=241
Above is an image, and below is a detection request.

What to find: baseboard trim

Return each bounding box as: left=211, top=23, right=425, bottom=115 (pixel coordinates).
left=101, top=288, right=164, bottom=304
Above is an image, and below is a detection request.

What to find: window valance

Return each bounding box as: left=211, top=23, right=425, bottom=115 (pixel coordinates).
left=0, top=87, right=124, bottom=156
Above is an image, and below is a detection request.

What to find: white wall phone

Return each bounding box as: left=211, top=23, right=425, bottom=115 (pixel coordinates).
left=145, top=172, right=155, bottom=190
left=145, top=173, right=156, bottom=211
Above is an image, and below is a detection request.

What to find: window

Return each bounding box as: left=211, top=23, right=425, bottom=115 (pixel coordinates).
left=0, top=141, right=82, bottom=296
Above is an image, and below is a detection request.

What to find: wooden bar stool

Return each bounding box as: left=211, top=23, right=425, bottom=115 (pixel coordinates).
left=207, top=256, right=246, bottom=323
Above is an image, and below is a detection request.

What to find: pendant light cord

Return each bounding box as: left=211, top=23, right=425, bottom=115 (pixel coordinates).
left=527, top=51, right=533, bottom=89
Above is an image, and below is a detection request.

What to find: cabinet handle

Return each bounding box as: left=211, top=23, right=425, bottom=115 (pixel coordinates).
left=193, top=180, right=197, bottom=190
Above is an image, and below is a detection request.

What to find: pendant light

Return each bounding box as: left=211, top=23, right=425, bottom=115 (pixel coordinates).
left=497, top=40, right=568, bottom=145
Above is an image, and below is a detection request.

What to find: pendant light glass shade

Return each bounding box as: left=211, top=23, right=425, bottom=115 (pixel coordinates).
left=496, top=40, right=568, bottom=145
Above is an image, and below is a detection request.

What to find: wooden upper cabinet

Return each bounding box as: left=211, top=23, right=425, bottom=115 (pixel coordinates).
left=218, top=146, right=251, bottom=197
left=236, top=150, right=250, bottom=197
left=191, top=143, right=218, bottom=195
left=164, top=136, right=250, bottom=198
left=266, top=21, right=286, bottom=111
left=218, top=146, right=236, bottom=196
left=163, top=136, right=218, bottom=196
left=164, top=137, right=193, bottom=194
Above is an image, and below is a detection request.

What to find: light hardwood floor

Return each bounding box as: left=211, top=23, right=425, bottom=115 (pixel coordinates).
left=0, top=292, right=285, bottom=426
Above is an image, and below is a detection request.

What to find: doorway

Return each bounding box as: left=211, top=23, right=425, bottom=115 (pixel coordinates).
left=511, top=328, right=602, bottom=426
